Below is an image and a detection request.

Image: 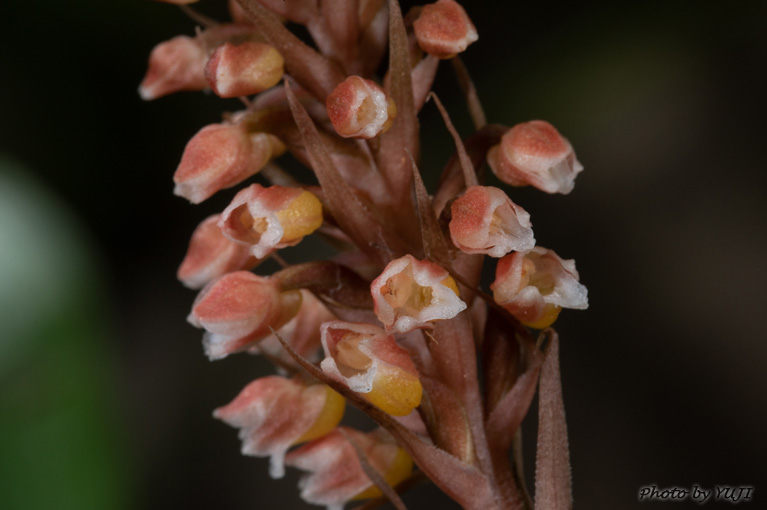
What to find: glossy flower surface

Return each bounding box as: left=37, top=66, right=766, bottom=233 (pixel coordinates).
left=449, top=185, right=535, bottom=257
left=214, top=376, right=345, bottom=478
left=326, top=76, right=394, bottom=139
left=320, top=321, right=422, bottom=416
left=491, top=247, right=588, bottom=328
left=371, top=255, right=466, bottom=334
left=488, top=120, right=583, bottom=194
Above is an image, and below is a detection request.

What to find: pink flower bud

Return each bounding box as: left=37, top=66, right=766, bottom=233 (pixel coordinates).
left=491, top=247, right=588, bottom=329
left=173, top=123, right=285, bottom=204
left=320, top=321, right=422, bottom=416
left=255, top=290, right=334, bottom=363
left=205, top=42, right=284, bottom=98
left=285, top=428, right=413, bottom=508
left=326, top=76, right=395, bottom=139
left=449, top=185, right=535, bottom=257
left=138, top=35, right=208, bottom=101
left=487, top=120, right=584, bottom=194
left=188, top=271, right=300, bottom=359
left=413, top=0, right=478, bottom=59
left=177, top=214, right=258, bottom=289
left=218, top=184, right=323, bottom=259
left=214, top=376, right=345, bottom=478
left=371, top=255, right=466, bottom=334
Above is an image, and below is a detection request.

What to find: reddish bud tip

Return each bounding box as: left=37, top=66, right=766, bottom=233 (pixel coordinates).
left=173, top=123, right=285, bottom=204
left=205, top=42, right=284, bottom=98
left=449, top=185, right=535, bottom=257
left=326, top=76, right=394, bottom=139
left=139, top=35, right=208, bottom=100
left=177, top=214, right=258, bottom=289
left=488, top=120, right=584, bottom=194
left=413, top=0, right=478, bottom=59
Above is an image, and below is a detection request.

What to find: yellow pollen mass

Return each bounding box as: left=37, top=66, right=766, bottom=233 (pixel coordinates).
left=275, top=190, right=323, bottom=242
left=295, top=386, right=346, bottom=444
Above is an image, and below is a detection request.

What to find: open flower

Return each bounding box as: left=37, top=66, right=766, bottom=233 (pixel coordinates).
left=205, top=41, right=284, bottom=98
left=320, top=321, right=422, bottom=416
left=286, top=427, right=413, bottom=510
left=218, top=183, right=323, bottom=258
left=173, top=122, right=286, bottom=204
left=413, top=0, right=478, bottom=59
left=491, top=247, right=588, bottom=328
left=177, top=214, right=258, bottom=289
left=326, top=76, right=395, bottom=139
left=449, top=185, right=535, bottom=257
left=138, top=35, right=208, bottom=100
left=214, top=376, right=345, bottom=478
left=188, top=271, right=301, bottom=359
left=371, top=255, right=466, bottom=334
left=487, top=120, right=584, bottom=194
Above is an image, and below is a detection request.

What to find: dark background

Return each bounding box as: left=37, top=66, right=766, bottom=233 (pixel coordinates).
left=1, top=1, right=765, bottom=509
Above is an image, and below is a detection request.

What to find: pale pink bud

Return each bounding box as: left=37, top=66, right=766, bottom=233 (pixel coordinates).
left=286, top=428, right=413, bottom=509
left=205, top=42, right=284, bottom=98
left=188, top=271, right=299, bottom=359
left=487, top=120, right=584, bottom=195
left=138, top=35, right=208, bottom=100
left=491, top=247, right=588, bottom=329
left=326, top=76, right=394, bottom=139
left=413, top=0, right=478, bottom=59
left=218, top=184, right=323, bottom=259
left=320, top=321, right=422, bottom=416
left=255, top=290, right=334, bottom=363
left=449, top=185, right=535, bottom=257
left=214, top=376, right=345, bottom=478
left=177, top=214, right=258, bottom=289
left=173, top=123, right=285, bottom=204
left=371, top=255, right=466, bottom=334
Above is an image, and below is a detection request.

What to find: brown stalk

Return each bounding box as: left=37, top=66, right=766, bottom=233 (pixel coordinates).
left=452, top=56, right=487, bottom=130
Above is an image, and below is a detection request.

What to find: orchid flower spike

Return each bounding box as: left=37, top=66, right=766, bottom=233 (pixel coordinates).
left=413, top=0, right=478, bottom=59
left=487, top=120, right=584, bottom=194
left=214, top=376, right=345, bottom=479
left=205, top=41, right=284, bottom=98
left=138, top=35, right=208, bottom=100
left=449, top=185, right=535, bottom=257
left=320, top=321, right=422, bottom=416
left=218, top=183, right=323, bottom=259
left=285, top=427, right=413, bottom=510
left=326, top=76, right=395, bottom=139
left=371, top=255, right=466, bottom=334
left=491, top=247, right=588, bottom=329
left=188, top=271, right=302, bottom=359
left=173, top=122, right=286, bottom=204
left=177, top=214, right=258, bottom=289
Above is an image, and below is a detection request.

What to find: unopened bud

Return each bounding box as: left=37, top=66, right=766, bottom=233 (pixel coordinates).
left=214, top=376, right=345, bottom=478
left=488, top=120, right=584, bottom=194
left=449, top=185, right=535, bottom=257
left=218, top=184, right=323, bottom=259
left=173, top=123, right=285, bottom=204
left=139, top=35, right=208, bottom=100
left=188, top=271, right=301, bottom=359
left=286, top=428, right=413, bottom=506
left=326, top=76, right=395, bottom=139
left=177, top=214, right=258, bottom=289
left=320, top=321, right=422, bottom=416
left=371, top=255, right=466, bottom=334
left=413, top=0, right=478, bottom=59
left=491, top=247, right=588, bottom=328
left=205, top=42, right=284, bottom=98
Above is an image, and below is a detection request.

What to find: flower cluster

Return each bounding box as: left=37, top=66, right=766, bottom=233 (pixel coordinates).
left=142, top=1, right=587, bottom=509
